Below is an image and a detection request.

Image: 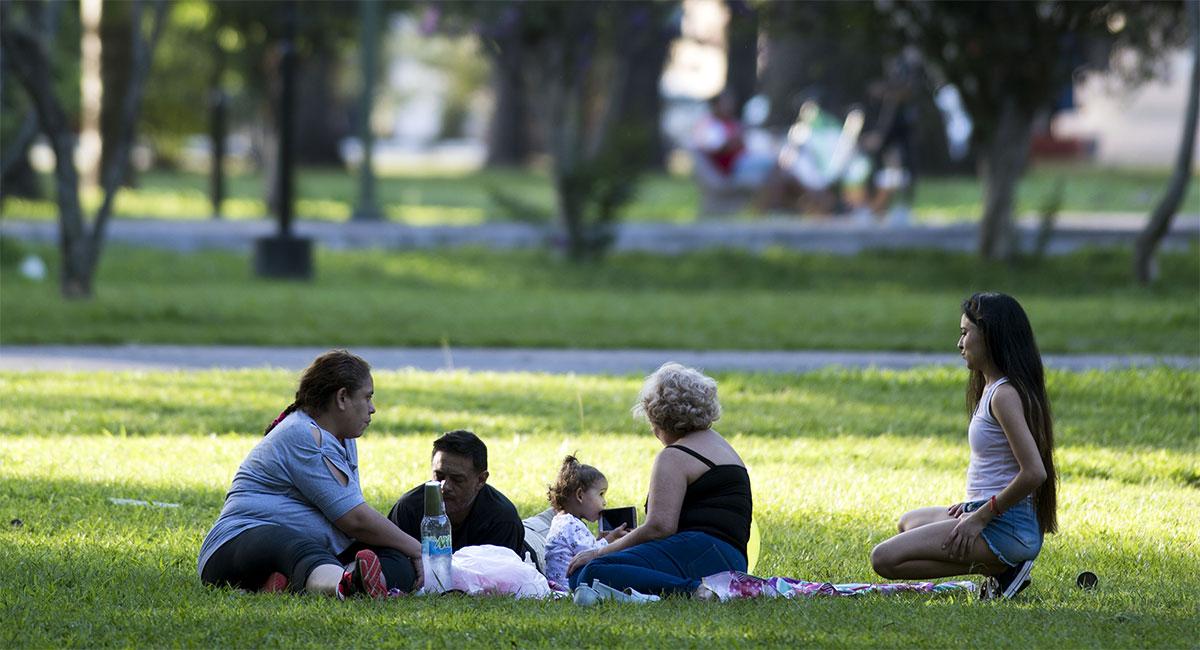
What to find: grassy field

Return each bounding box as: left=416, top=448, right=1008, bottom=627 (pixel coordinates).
left=2, top=243, right=1197, bottom=355
left=1, top=367, right=1196, bottom=647
left=2, top=164, right=1194, bottom=224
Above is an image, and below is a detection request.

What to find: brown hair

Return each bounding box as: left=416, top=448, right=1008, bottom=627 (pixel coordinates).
left=546, top=455, right=606, bottom=511
left=264, top=349, right=372, bottom=435
left=962, top=292, right=1057, bottom=535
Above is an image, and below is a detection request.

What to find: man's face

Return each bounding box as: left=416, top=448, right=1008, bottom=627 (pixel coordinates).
left=431, top=451, right=487, bottom=519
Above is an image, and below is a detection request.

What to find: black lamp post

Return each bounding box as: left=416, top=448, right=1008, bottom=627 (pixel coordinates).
left=208, top=48, right=226, bottom=220
left=254, top=0, right=313, bottom=279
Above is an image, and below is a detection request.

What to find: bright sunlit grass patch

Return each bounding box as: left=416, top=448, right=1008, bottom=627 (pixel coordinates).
left=1, top=368, right=1196, bottom=647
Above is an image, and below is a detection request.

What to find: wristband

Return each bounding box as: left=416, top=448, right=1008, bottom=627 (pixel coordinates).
left=988, top=495, right=1000, bottom=514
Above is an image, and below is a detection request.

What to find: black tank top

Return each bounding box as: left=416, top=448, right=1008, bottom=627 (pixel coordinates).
left=665, top=444, right=753, bottom=559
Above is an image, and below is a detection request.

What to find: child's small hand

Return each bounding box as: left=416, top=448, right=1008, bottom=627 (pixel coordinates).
left=600, top=524, right=629, bottom=543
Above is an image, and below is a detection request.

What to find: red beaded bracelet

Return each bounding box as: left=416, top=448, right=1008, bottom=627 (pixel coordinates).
left=988, top=495, right=1000, bottom=514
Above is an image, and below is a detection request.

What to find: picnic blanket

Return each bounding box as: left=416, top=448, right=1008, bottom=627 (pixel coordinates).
left=700, top=571, right=977, bottom=601
left=386, top=568, right=976, bottom=601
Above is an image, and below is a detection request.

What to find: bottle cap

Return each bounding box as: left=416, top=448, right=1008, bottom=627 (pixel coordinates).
left=423, top=480, right=445, bottom=516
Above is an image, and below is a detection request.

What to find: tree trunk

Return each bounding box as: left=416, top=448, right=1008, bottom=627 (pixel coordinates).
left=484, top=35, right=531, bottom=167
left=977, top=97, right=1034, bottom=260
left=760, top=6, right=890, bottom=123
left=293, top=54, right=347, bottom=165
left=0, top=117, right=41, bottom=200
left=611, top=4, right=676, bottom=172
left=548, top=53, right=587, bottom=258
left=0, top=1, right=57, bottom=201
left=2, top=2, right=91, bottom=296
left=50, top=123, right=93, bottom=298
left=259, top=46, right=283, bottom=213
left=90, top=0, right=169, bottom=265
left=209, top=46, right=227, bottom=219
left=100, top=0, right=136, bottom=188
left=1135, top=0, right=1200, bottom=284
left=1, top=0, right=167, bottom=299
left=724, top=0, right=758, bottom=112
left=48, top=107, right=93, bottom=298
left=757, top=32, right=807, bottom=128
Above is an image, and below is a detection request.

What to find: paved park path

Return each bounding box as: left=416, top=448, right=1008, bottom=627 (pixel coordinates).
left=2, top=213, right=1197, bottom=255
left=0, top=345, right=1193, bottom=374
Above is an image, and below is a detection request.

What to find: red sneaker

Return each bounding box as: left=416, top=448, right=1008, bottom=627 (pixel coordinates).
left=338, top=550, right=387, bottom=599
left=260, top=571, right=289, bottom=593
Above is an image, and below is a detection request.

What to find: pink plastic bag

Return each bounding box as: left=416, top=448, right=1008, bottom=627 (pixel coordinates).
left=450, top=545, right=552, bottom=599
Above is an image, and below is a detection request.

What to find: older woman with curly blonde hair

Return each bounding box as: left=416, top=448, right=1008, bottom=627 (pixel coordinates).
left=567, top=363, right=753, bottom=598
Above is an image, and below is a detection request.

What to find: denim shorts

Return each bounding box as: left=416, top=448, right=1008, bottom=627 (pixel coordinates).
left=964, top=496, right=1043, bottom=566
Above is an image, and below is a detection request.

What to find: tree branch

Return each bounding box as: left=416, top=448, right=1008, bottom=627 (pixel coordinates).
left=1134, top=0, right=1199, bottom=284
left=0, top=2, right=86, bottom=248
left=90, top=0, right=171, bottom=268
left=0, top=112, right=39, bottom=179
left=1, top=0, right=61, bottom=179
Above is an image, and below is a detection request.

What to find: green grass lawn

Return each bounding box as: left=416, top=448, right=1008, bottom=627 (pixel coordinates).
left=1, top=367, right=1196, bottom=647
left=2, top=163, right=1194, bottom=224
left=2, top=244, right=1197, bottom=355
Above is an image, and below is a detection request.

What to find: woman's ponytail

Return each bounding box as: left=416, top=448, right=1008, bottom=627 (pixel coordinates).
left=264, top=402, right=298, bottom=436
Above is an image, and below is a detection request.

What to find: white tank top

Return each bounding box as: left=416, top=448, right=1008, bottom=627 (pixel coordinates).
left=965, top=377, right=1021, bottom=500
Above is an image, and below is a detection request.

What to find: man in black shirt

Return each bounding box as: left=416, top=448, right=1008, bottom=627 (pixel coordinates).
left=387, top=430, right=525, bottom=555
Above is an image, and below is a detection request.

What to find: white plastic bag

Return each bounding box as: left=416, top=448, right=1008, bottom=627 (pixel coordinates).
left=450, top=545, right=551, bottom=599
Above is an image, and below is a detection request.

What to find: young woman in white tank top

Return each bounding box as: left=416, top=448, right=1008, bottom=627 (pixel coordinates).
left=870, top=292, right=1058, bottom=599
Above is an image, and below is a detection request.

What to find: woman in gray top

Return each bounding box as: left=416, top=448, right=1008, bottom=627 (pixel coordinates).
left=198, top=350, right=422, bottom=598
left=870, top=293, right=1058, bottom=601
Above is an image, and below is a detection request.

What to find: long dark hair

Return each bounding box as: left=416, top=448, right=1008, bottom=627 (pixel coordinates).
left=547, top=455, right=606, bottom=511
left=962, top=292, right=1057, bottom=535
left=264, top=349, right=372, bottom=435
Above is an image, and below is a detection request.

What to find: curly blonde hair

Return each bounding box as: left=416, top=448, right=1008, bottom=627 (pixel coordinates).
left=632, top=362, right=721, bottom=435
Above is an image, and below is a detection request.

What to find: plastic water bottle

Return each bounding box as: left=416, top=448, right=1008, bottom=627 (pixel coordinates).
left=420, top=480, right=453, bottom=594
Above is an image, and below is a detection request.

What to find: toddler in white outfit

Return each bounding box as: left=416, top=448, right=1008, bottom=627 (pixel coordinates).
left=543, top=455, right=629, bottom=589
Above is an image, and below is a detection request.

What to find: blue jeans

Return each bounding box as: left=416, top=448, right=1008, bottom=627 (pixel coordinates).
left=569, top=530, right=746, bottom=596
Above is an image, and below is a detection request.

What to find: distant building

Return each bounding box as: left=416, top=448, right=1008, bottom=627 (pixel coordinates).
left=1056, top=50, right=1198, bottom=168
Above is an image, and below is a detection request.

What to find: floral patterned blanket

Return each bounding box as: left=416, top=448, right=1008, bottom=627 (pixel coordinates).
left=700, top=571, right=977, bottom=601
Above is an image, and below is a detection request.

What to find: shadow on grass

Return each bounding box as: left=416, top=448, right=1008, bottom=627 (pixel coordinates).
left=11, top=242, right=1200, bottom=297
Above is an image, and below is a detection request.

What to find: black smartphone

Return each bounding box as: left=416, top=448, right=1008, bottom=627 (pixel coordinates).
left=598, top=506, right=637, bottom=532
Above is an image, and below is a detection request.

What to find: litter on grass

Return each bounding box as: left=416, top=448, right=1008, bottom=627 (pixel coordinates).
left=108, top=497, right=181, bottom=508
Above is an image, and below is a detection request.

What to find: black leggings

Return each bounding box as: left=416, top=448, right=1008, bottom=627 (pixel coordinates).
left=201, top=524, right=417, bottom=593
